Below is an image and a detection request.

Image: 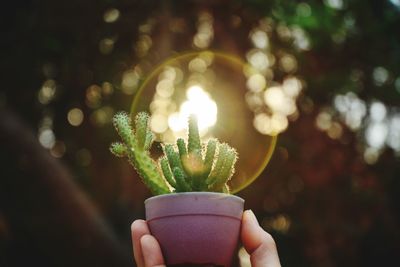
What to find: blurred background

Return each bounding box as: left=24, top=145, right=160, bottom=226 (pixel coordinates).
left=1, top=0, right=400, bottom=266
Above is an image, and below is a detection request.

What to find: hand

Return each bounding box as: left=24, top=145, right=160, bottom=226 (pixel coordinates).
left=131, top=210, right=281, bottom=267
left=240, top=210, right=281, bottom=267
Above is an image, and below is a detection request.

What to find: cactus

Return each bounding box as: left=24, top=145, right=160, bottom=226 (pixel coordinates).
left=111, top=112, right=170, bottom=195
left=110, top=111, right=238, bottom=195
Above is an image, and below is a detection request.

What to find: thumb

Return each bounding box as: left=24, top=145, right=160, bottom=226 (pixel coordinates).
left=241, top=210, right=281, bottom=267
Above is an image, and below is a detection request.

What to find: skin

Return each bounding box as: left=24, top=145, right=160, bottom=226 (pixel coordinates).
left=131, top=210, right=281, bottom=267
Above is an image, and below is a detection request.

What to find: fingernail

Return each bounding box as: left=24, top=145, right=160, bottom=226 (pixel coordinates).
left=140, top=234, right=150, bottom=251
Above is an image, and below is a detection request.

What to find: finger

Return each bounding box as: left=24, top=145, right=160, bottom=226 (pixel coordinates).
left=241, top=210, right=281, bottom=267
left=131, top=220, right=151, bottom=267
left=140, top=234, right=166, bottom=267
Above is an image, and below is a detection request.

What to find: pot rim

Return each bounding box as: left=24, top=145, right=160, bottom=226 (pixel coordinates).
left=144, top=191, right=244, bottom=205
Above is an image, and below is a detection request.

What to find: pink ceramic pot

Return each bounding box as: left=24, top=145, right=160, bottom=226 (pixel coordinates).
left=145, top=192, right=244, bottom=266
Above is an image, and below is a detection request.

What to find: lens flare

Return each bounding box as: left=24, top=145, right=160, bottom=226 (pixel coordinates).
left=131, top=51, right=277, bottom=192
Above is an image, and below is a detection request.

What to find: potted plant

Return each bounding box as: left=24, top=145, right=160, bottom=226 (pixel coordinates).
left=110, top=111, right=243, bottom=266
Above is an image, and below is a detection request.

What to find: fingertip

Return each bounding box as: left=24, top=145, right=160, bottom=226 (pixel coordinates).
left=241, top=211, right=281, bottom=266
left=131, top=219, right=146, bottom=231
left=243, top=210, right=258, bottom=225
left=241, top=210, right=261, bottom=253
left=241, top=210, right=276, bottom=252
left=131, top=220, right=150, bottom=237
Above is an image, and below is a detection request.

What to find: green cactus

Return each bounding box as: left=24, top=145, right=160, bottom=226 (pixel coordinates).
left=111, top=112, right=170, bottom=195
left=110, top=111, right=238, bottom=195
left=159, top=156, right=176, bottom=188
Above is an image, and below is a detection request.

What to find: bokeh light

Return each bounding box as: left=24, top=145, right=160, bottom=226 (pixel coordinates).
left=67, top=108, right=84, bottom=127
left=38, top=79, right=56, bottom=105
left=38, top=129, right=55, bottom=149
left=103, top=8, right=120, bottom=23
left=99, top=37, right=115, bottom=55
left=323, top=92, right=400, bottom=162
left=389, top=0, right=400, bottom=8
left=324, top=0, right=344, bottom=9
left=193, top=11, right=214, bottom=49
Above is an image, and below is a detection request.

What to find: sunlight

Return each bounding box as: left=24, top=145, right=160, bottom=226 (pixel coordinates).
left=168, top=85, right=217, bottom=135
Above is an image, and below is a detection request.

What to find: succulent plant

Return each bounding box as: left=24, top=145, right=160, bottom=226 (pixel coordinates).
left=110, top=111, right=238, bottom=195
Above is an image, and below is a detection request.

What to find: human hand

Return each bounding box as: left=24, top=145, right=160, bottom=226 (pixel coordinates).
left=240, top=210, right=281, bottom=267
left=131, top=210, right=281, bottom=267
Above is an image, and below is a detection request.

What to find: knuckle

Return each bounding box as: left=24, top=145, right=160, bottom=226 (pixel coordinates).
left=261, top=231, right=276, bottom=247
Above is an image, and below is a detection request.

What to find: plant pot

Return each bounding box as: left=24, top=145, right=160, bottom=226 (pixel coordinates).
left=145, top=192, right=244, bottom=267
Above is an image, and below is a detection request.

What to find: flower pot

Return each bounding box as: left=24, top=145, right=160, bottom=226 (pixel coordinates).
left=145, top=192, right=244, bottom=266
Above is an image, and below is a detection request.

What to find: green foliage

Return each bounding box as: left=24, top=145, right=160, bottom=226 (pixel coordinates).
left=110, top=112, right=238, bottom=195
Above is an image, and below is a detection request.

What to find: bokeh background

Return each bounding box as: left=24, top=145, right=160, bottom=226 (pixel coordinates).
left=1, top=0, right=400, bottom=266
